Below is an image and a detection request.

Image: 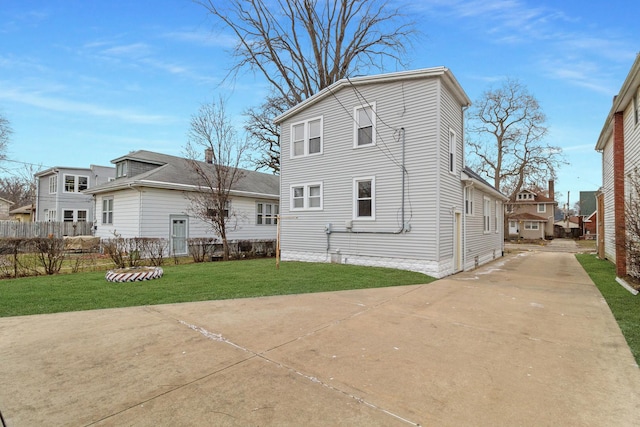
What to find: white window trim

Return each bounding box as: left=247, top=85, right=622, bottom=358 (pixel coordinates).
left=290, top=116, right=323, bottom=158
left=448, top=128, right=456, bottom=174
left=524, top=221, right=540, bottom=230
left=256, top=202, right=279, bottom=226
left=49, top=176, right=57, bottom=194
left=63, top=174, right=90, bottom=193
left=102, top=197, right=114, bottom=224
left=465, top=187, right=474, bottom=216
left=495, top=201, right=500, bottom=233
left=290, top=183, right=323, bottom=211
left=353, top=103, right=376, bottom=148
left=537, top=203, right=546, bottom=213
left=353, top=177, right=376, bottom=220
left=483, top=197, right=491, bottom=233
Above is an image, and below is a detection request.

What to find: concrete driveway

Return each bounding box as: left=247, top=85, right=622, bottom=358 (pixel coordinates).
left=1, top=251, right=639, bottom=426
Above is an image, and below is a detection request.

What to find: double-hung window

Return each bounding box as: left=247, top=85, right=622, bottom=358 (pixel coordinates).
left=102, top=197, right=114, bottom=224
left=49, top=176, right=57, bottom=194
left=354, top=104, right=375, bottom=147
left=291, top=117, right=322, bottom=157
left=116, top=162, right=128, bottom=178
left=207, top=200, right=231, bottom=219
left=537, top=203, right=546, bottom=213
left=524, top=221, right=539, bottom=230
left=256, top=202, right=279, bottom=225
left=483, top=197, right=491, bottom=233
left=354, top=177, right=375, bottom=219
left=290, top=183, right=323, bottom=210
left=465, top=187, right=474, bottom=215
left=449, top=129, right=456, bottom=174
left=63, top=175, right=89, bottom=192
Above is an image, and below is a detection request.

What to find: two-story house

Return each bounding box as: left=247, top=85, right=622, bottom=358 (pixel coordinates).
left=595, top=52, right=640, bottom=278
left=35, top=165, right=115, bottom=223
left=275, top=67, right=507, bottom=278
left=505, top=181, right=557, bottom=239
left=84, top=150, right=279, bottom=255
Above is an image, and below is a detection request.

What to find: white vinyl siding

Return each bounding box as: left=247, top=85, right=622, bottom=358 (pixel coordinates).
left=291, top=117, right=322, bottom=158
left=354, top=104, right=376, bottom=147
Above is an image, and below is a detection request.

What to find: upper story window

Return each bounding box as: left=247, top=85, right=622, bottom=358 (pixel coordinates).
left=634, top=90, right=639, bottom=126
left=116, top=162, right=128, bottom=178
left=354, top=104, right=376, bottom=147
left=49, top=176, right=57, bottom=194
left=256, top=202, right=278, bottom=225
left=448, top=129, right=456, bottom=174
left=465, top=187, right=474, bottom=215
left=291, top=117, right=322, bottom=158
left=537, top=203, right=546, bottom=213
left=290, top=183, right=323, bottom=211
left=354, top=177, right=375, bottom=219
left=63, top=175, right=89, bottom=193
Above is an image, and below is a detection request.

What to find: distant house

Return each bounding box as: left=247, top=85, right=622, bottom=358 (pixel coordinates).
left=84, top=150, right=279, bottom=256
left=583, top=210, right=597, bottom=239
left=595, top=52, right=640, bottom=277
left=505, top=181, right=557, bottom=239
left=35, top=165, right=115, bottom=223
left=274, top=67, right=507, bottom=278
left=0, top=197, right=14, bottom=220
left=9, top=204, right=35, bottom=222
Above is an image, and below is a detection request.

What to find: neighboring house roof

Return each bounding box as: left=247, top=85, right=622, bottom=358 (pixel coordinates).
left=274, top=67, right=471, bottom=124
left=9, top=204, right=34, bottom=215
left=35, top=164, right=113, bottom=177
left=510, top=212, right=548, bottom=221
left=0, top=197, right=14, bottom=206
left=461, top=167, right=508, bottom=201
left=555, top=219, right=580, bottom=229
left=85, top=150, right=280, bottom=198
left=596, top=52, right=640, bottom=151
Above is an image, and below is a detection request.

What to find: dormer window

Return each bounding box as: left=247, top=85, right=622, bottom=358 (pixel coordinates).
left=116, top=162, right=128, bottom=178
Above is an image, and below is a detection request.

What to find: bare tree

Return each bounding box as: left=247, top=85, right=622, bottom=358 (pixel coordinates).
left=0, top=163, right=38, bottom=207
left=196, top=0, right=416, bottom=173
left=625, top=169, right=640, bottom=281
left=0, top=112, right=11, bottom=165
left=466, top=78, right=565, bottom=198
left=185, top=97, right=250, bottom=260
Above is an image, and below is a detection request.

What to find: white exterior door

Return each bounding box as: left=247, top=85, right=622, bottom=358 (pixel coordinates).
left=508, top=220, right=518, bottom=235
left=171, top=216, right=188, bottom=255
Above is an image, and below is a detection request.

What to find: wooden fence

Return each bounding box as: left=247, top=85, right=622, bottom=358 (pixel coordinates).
left=0, top=221, right=94, bottom=238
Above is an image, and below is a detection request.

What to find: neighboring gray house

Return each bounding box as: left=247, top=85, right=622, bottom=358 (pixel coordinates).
left=35, top=165, right=115, bottom=223
left=84, top=150, right=279, bottom=255
left=274, top=67, right=508, bottom=278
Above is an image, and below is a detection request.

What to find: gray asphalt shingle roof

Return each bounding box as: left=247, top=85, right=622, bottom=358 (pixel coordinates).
left=85, top=150, right=279, bottom=197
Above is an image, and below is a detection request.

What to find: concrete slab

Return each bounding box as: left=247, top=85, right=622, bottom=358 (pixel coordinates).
left=1, top=252, right=639, bottom=426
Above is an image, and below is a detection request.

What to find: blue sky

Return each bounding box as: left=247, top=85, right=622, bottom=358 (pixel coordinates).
left=1, top=0, right=638, bottom=207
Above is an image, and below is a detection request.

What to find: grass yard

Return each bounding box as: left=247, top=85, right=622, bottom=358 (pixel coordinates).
left=0, top=258, right=435, bottom=317
left=576, top=253, right=640, bottom=365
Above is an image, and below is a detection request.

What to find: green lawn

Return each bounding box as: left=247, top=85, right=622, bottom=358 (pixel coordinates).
left=576, top=254, right=640, bottom=365
left=0, top=258, right=435, bottom=317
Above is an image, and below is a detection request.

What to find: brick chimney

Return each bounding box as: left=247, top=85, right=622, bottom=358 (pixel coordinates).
left=205, top=148, right=213, bottom=164
left=548, top=179, right=555, bottom=201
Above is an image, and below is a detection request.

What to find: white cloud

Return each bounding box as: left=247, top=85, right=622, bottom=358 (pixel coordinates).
left=0, top=83, right=175, bottom=125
